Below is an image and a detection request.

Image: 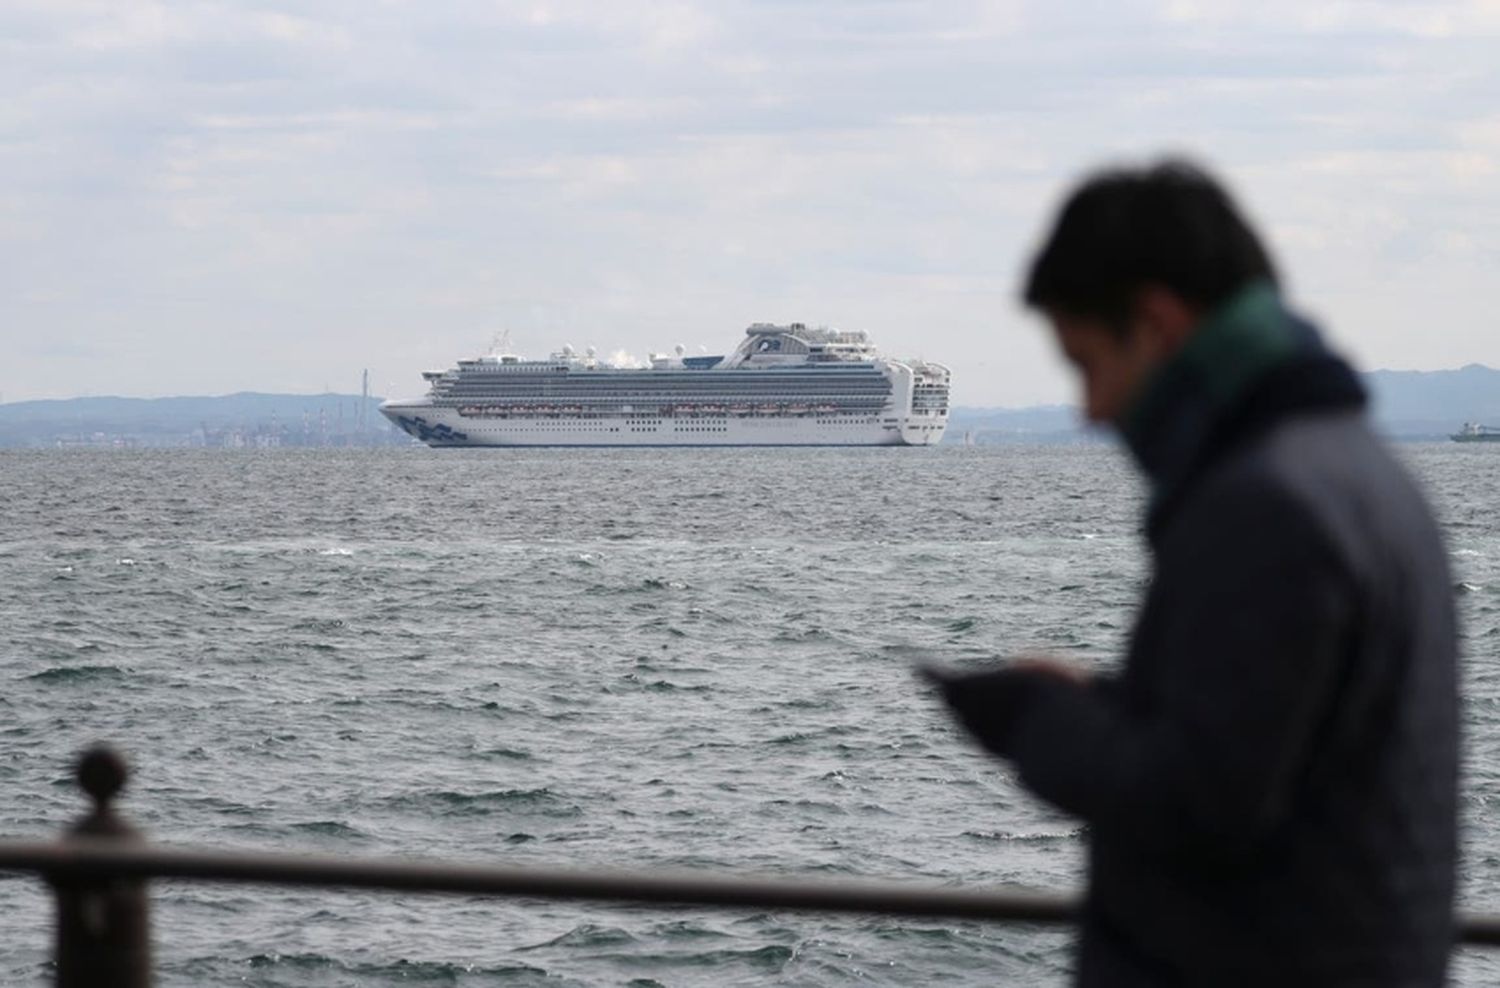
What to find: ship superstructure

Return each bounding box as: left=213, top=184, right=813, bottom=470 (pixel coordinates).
left=1452, top=422, right=1500, bottom=443
left=380, top=323, right=950, bottom=447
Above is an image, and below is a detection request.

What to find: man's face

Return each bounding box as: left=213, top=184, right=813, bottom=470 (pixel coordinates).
left=1049, top=312, right=1168, bottom=425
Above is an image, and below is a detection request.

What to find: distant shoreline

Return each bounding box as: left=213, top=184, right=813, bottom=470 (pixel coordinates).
left=2, top=363, right=1497, bottom=449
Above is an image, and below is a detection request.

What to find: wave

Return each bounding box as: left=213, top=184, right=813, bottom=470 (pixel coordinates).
left=518, top=925, right=792, bottom=972
left=611, top=675, right=711, bottom=695
left=521, top=923, right=638, bottom=950
left=649, top=919, right=732, bottom=941
left=777, top=696, right=834, bottom=711
left=233, top=952, right=552, bottom=982
left=771, top=626, right=835, bottom=643
left=635, top=619, right=688, bottom=638
left=478, top=746, right=534, bottom=761
left=649, top=944, right=794, bottom=970
left=288, top=820, right=369, bottom=840
left=384, top=788, right=581, bottom=819
left=767, top=725, right=856, bottom=746
left=961, top=828, right=1084, bottom=843
left=24, top=664, right=125, bottom=684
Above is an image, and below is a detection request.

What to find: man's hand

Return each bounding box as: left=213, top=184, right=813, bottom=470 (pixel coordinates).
left=1007, top=656, right=1092, bottom=687
left=920, top=656, right=1090, bottom=756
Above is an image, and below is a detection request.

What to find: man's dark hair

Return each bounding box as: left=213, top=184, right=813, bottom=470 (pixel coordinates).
left=1022, top=159, right=1277, bottom=328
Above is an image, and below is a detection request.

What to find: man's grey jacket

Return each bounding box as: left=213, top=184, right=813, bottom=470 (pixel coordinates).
left=937, top=291, right=1458, bottom=986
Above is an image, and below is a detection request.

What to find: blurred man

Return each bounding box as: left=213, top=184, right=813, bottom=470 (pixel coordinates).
left=930, top=160, right=1457, bottom=986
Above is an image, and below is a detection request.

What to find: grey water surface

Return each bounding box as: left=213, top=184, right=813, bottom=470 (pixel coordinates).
left=1, top=444, right=1497, bottom=986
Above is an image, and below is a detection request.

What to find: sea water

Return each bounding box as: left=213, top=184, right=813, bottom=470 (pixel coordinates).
left=1, top=444, right=1497, bottom=986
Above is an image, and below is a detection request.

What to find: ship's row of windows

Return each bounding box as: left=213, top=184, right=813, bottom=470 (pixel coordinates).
left=463, top=421, right=880, bottom=431
left=456, top=365, right=570, bottom=373
left=443, top=383, right=891, bottom=391
left=457, top=412, right=889, bottom=422
left=440, top=388, right=892, bottom=400
left=446, top=373, right=888, bottom=383
left=447, top=400, right=891, bottom=409
left=470, top=418, right=881, bottom=430
left=441, top=376, right=890, bottom=389
left=442, top=377, right=890, bottom=386
left=459, top=367, right=881, bottom=377
left=451, top=379, right=889, bottom=393
left=450, top=368, right=888, bottom=378
left=444, top=398, right=888, bottom=407
left=480, top=426, right=631, bottom=433
left=446, top=400, right=891, bottom=410
left=451, top=403, right=890, bottom=414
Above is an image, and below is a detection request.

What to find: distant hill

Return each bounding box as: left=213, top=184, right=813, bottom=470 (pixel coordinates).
left=1363, top=364, right=1500, bottom=437
left=947, top=364, right=1500, bottom=443
left=0, top=392, right=398, bottom=448
left=945, top=405, right=1097, bottom=444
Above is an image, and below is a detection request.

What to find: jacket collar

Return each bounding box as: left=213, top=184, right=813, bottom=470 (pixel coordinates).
left=1116, top=282, right=1366, bottom=535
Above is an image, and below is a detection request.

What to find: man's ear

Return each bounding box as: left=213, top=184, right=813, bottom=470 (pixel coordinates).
left=1131, top=285, right=1200, bottom=357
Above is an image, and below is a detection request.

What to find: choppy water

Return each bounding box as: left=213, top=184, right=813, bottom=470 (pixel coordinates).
left=1, top=444, right=1497, bottom=986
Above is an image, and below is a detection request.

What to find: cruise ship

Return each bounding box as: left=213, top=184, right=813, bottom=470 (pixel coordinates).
left=380, top=322, right=950, bottom=447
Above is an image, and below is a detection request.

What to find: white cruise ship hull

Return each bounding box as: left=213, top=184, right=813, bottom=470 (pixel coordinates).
left=380, top=403, right=947, bottom=447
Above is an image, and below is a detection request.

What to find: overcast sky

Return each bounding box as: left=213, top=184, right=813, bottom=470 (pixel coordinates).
left=3, top=1, right=1498, bottom=407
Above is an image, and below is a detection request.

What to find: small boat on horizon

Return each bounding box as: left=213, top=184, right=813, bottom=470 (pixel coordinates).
left=1452, top=422, right=1500, bottom=443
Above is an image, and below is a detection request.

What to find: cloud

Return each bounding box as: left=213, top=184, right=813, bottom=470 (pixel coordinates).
left=2, top=1, right=1498, bottom=405
left=1159, top=0, right=1500, bottom=37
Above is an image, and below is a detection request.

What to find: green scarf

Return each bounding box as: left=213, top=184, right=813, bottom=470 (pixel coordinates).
left=1121, top=280, right=1297, bottom=441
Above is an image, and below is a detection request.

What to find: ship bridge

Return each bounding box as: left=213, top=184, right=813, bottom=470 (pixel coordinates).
left=723, top=322, right=878, bottom=369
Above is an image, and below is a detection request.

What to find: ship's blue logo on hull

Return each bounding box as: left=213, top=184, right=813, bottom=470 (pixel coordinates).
left=396, top=416, right=469, bottom=444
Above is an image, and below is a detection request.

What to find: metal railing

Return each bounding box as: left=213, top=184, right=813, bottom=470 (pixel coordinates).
left=2, top=746, right=1497, bottom=986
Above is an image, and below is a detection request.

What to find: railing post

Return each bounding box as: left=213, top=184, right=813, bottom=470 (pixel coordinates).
left=50, top=746, right=151, bottom=988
